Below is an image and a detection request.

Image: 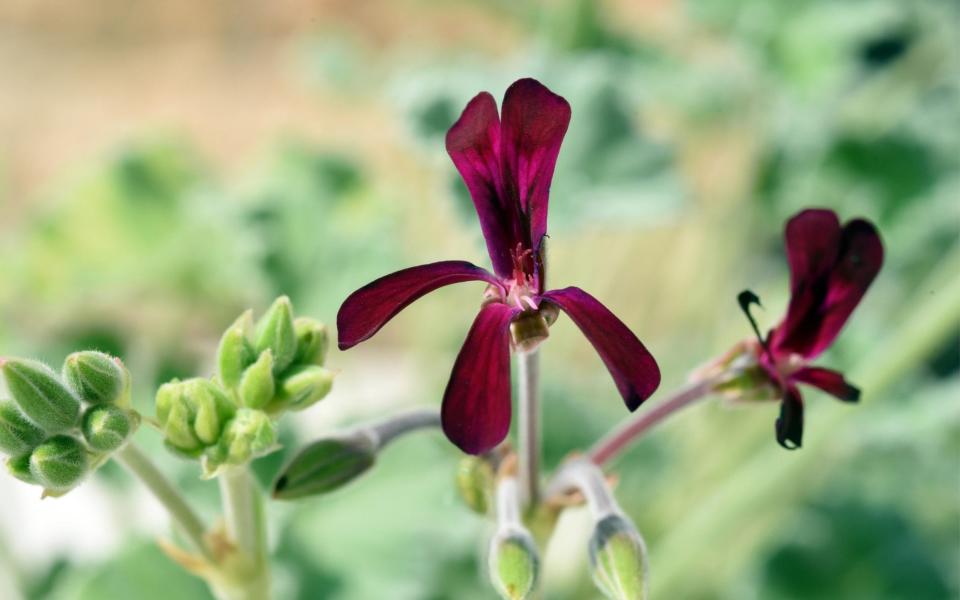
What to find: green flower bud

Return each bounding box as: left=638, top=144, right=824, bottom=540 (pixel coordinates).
left=217, top=310, right=255, bottom=390
left=254, top=296, right=297, bottom=375
left=238, top=351, right=275, bottom=410
left=30, top=435, right=89, bottom=492
left=82, top=405, right=139, bottom=452
left=272, top=432, right=376, bottom=500
left=188, top=379, right=234, bottom=445
left=293, top=317, right=329, bottom=366
left=208, top=408, right=277, bottom=470
left=0, top=400, right=45, bottom=456
left=456, top=455, right=495, bottom=514
left=274, top=366, right=334, bottom=412
left=588, top=514, right=648, bottom=600
left=62, top=351, right=130, bottom=406
left=156, top=380, right=203, bottom=455
left=6, top=453, right=37, bottom=485
left=1, top=358, right=80, bottom=434
left=489, top=530, right=539, bottom=600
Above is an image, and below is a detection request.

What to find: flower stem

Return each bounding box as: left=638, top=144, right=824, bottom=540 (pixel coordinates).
left=588, top=376, right=720, bottom=467
left=517, top=348, right=541, bottom=507
left=218, top=466, right=270, bottom=600
left=369, top=407, right=441, bottom=448
left=547, top=457, right=621, bottom=519
left=113, top=443, right=212, bottom=561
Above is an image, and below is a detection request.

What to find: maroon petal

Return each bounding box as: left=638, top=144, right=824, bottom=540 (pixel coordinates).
left=775, top=385, right=804, bottom=450
left=499, top=78, right=571, bottom=250
left=792, top=366, right=860, bottom=402
left=445, top=92, right=515, bottom=277
left=337, top=261, right=498, bottom=350
left=441, top=303, right=519, bottom=454
left=541, top=287, right=660, bottom=411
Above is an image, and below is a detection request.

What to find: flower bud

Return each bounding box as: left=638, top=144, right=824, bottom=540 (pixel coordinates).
left=82, top=405, right=138, bottom=452
left=156, top=379, right=234, bottom=456
left=489, top=529, right=539, bottom=600
left=588, top=514, right=648, bottom=600
left=254, top=296, right=297, bottom=375
left=272, top=432, right=376, bottom=500
left=238, top=351, right=276, bottom=410
left=208, top=408, right=277, bottom=470
left=1, top=358, right=80, bottom=434
left=188, top=379, right=234, bottom=445
left=0, top=400, right=46, bottom=456
left=217, top=310, right=255, bottom=390
left=293, top=317, right=329, bottom=366
left=510, top=311, right=550, bottom=353
left=30, top=435, right=89, bottom=492
left=6, top=453, right=37, bottom=485
left=62, top=351, right=130, bottom=407
left=274, top=366, right=334, bottom=412
left=456, top=455, right=494, bottom=514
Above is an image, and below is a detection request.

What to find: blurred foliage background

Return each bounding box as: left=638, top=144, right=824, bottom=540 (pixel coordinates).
left=0, top=0, right=958, bottom=598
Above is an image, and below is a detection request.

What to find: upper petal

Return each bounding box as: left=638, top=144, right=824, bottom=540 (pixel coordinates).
left=337, top=261, right=498, bottom=350
left=775, top=384, right=804, bottom=450
left=441, top=303, right=519, bottom=454
left=541, top=287, right=660, bottom=411
left=792, top=366, right=860, bottom=403
left=445, top=92, right=515, bottom=277
left=499, top=78, right=572, bottom=250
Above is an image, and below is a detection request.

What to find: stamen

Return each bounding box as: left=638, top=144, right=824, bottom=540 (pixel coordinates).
left=737, top=290, right=772, bottom=359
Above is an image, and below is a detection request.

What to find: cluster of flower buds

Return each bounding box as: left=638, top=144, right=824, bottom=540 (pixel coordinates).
left=155, top=296, right=335, bottom=477
left=0, top=352, right=138, bottom=496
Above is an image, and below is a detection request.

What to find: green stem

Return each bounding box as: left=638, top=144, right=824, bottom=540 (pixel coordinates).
left=517, top=348, right=541, bottom=507
left=114, top=443, right=212, bottom=561
left=217, top=466, right=270, bottom=600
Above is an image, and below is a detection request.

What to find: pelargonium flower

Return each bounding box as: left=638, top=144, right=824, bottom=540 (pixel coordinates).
left=739, top=209, right=883, bottom=449
left=337, top=78, right=660, bottom=454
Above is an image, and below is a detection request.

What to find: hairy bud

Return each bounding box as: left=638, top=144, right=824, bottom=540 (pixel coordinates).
left=2, top=358, right=80, bottom=434
left=272, top=432, right=376, bottom=500
left=62, top=351, right=130, bottom=407
left=0, top=400, right=46, bottom=456
left=217, top=310, right=255, bottom=390
left=254, top=296, right=297, bottom=375
left=6, top=453, right=37, bottom=485
left=238, top=351, right=276, bottom=410
left=156, top=378, right=235, bottom=456
left=275, top=366, right=334, bottom=412
left=489, top=529, right=539, bottom=600
left=206, top=408, right=277, bottom=472
left=82, top=405, right=138, bottom=452
left=456, top=455, right=495, bottom=514
left=588, top=514, right=648, bottom=600
left=293, top=317, right=329, bottom=367
left=30, top=435, right=89, bottom=493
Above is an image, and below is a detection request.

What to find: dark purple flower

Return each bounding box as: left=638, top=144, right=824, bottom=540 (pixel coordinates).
left=337, top=78, right=661, bottom=454
left=740, top=209, right=884, bottom=449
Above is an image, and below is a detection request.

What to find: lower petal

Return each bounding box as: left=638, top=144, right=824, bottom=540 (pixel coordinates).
left=792, top=367, right=860, bottom=402
left=775, top=385, right=804, bottom=450
left=441, top=303, right=519, bottom=454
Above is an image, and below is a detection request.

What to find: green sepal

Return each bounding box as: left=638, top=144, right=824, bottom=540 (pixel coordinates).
left=62, top=351, right=130, bottom=406
left=293, top=317, right=329, bottom=367
left=254, top=296, right=297, bottom=375
left=238, top=351, right=275, bottom=410
left=272, top=365, right=334, bottom=413
left=82, top=405, right=139, bottom=452
left=489, top=530, right=539, bottom=600
left=7, top=453, right=38, bottom=485
left=272, top=432, right=376, bottom=500
left=217, top=310, right=255, bottom=390
left=456, top=455, right=495, bottom=514
left=1, top=358, right=81, bottom=434
left=30, top=435, right=89, bottom=493
left=588, top=514, right=648, bottom=600
left=0, top=399, right=46, bottom=456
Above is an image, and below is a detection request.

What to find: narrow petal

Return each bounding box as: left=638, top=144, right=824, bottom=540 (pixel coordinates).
left=775, top=385, right=804, bottom=450
left=445, top=92, right=515, bottom=277
left=337, top=261, right=498, bottom=350
left=499, top=78, right=572, bottom=250
left=541, top=287, right=660, bottom=411
left=441, top=303, right=519, bottom=454
left=792, top=366, right=860, bottom=402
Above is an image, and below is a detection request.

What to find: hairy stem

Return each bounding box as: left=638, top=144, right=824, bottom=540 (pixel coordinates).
left=547, top=458, right=621, bottom=519
left=114, top=443, right=212, bottom=561
left=588, top=376, right=721, bottom=467
left=369, top=407, right=441, bottom=448
left=218, top=466, right=269, bottom=600
left=517, top=348, right=541, bottom=507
